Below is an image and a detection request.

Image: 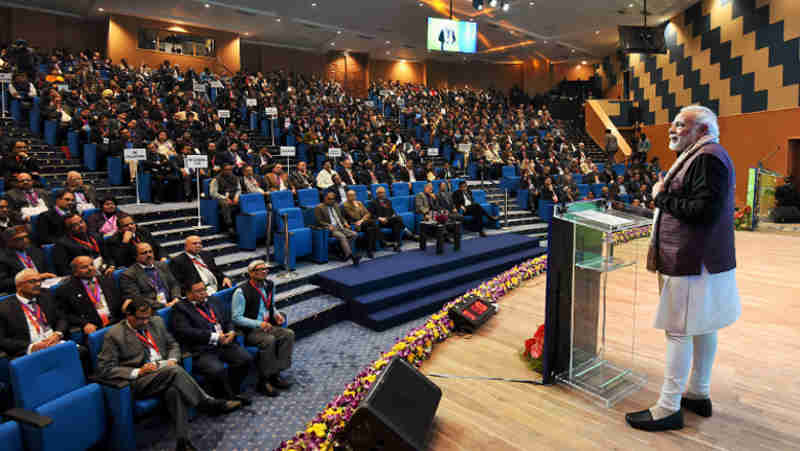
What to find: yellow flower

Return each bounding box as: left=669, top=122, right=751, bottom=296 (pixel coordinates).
left=363, top=374, right=376, bottom=384
left=307, top=422, right=327, bottom=438
left=373, top=359, right=388, bottom=370
left=407, top=353, right=415, bottom=363
left=343, top=390, right=355, bottom=397
left=392, top=342, right=407, bottom=351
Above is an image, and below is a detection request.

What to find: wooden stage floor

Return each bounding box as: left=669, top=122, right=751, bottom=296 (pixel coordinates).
left=420, top=231, right=800, bottom=450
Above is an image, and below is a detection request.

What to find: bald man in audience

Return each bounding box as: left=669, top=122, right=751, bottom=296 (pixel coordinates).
left=120, top=243, right=181, bottom=310
left=56, top=256, right=122, bottom=334
left=0, top=269, right=68, bottom=358
left=64, top=171, right=98, bottom=212
left=342, top=189, right=379, bottom=259
left=52, top=213, right=115, bottom=276
left=168, top=236, right=232, bottom=296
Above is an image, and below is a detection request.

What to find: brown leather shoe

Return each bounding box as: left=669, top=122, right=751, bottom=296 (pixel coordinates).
left=270, top=374, right=293, bottom=390
left=257, top=381, right=279, bottom=397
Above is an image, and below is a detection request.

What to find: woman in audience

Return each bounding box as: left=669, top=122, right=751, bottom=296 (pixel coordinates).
left=87, top=196, right=123, bottom=238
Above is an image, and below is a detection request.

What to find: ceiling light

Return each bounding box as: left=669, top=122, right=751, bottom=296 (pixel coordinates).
left=501, top=1, right=510, bottom=12
left=276, top=18, right=281, bottom=22
left=595, top=30, right=600, bottom=34
left=628, top=3, right=634, bottom=7
left=529, top=1, right=535, bottom=5
left=571, top=49, right=575, bottom=53
left=386, top=40, right=391, bottom=44
left=337, top=30, right=342, bottom=34
left=543, top=40, right=548, bottom=44
left=581, top=60, right=587, bottom=64
left=97, top=7, right=104, bottom=11
left=330, top=42, right=335, bottom=45
left=244, top=32, right=249, bottom=36
left=204, top=3, right=210, bottom=8
left=311, top=2, right=317, bottom=6
left=419, top=2, right=423, bottom=6
left=489, top=0, right=498, bottom=7
left=400, top=59, right=406, bottom=63
left=473, top=0, right=484, bottom=11
left=386, top=51, right=390, bottom=55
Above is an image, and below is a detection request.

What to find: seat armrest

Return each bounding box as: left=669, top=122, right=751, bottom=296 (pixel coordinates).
left=87, top=375, right=130, bottom=389
left=0, top=351, right=6, bottom=360
left=3, top=408, right=53, bottom=428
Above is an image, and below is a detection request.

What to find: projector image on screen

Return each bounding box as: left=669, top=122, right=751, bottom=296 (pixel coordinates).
left=618, top=24, right=668, bottom=54
left=427, top=18, right=477, bottom=54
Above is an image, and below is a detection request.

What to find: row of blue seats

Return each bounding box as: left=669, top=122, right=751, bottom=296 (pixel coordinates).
left=1, top=285, right=287, bottom=451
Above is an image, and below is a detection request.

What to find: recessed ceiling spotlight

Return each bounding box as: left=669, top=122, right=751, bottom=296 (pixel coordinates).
left=543, top=40, right=548, bottom=44
left=311, top=2, right=317, bottom=6
left=97, top=7, right=104, bottom=11
left=276, top=18, right=281, bottom=22
left=529, top=1, right=535, bottom=5
left=501, top=1, right=510, bottom=12
left=204, top=3, right=210, bottom=8
left=386, top=51, right=390, bottom=55
left=330, top=42, right=335, bottom=45
left=244, top=32, right=249, bottom=36
left=488, top=0, right=498, bottom=7
left=386, top=40, right=391, bottom=44
left=418, top=2, right=423, bottom=6
left=628, top=3, right=634, bottom=7
left=571, top=48, right=575, bottom=52
left=581, top=60, right=587, bottom=64
left=595, top=30, right=600, bottom=34
left=337, top=30, right=342, bottom=34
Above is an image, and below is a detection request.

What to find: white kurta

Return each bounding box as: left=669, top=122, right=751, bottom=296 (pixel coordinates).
left=654, top=264, right=741, bottom=335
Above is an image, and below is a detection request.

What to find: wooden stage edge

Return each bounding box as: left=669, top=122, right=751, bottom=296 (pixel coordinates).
left=421, top=231, right=800, bottom=451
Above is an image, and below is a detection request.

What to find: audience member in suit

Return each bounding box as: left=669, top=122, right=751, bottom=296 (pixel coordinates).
left=338, top=159, right=358, bottom=186
left=397, top=161, right=420, bottom=182
left=120, top=242, right=181, bottom=310
left=35, top=189, right=75, bottom=245
left=438, top=162, right=455, bottom=180
left=342, top=190, right=379, bottom=259
left=314, top=191, right=360, bottom=265
left=86, top=196, right=123, bottom=238
left=289, top=161, right=315, bottom=190
left=367, top=186, right=415, bottom=252
left=358, top=160, right=382, bottom=186
left=6, top=172, right=50, bottom=219
left=209, top=164, right=241, bottom=234
left=326, top=174, right=349, bottom=204
left=414, top=183, right=437, bottom=221
left=453, top=181, right=498, bottom=237
left=231, top=261, right=294, bottom=397
left=0, top=269, right=69, bottom=358
left=171, top=280, right=253, bottom=403
left=97, top=298, right=241, bottom=451
left=316, top=160, right=335, bottom=190
left=168, top=235, right=232, bottom=296
left=240, top=165, right=268, bottom=195
left=0, top=227, right=54, bottom=293
left=52, top=213, right=115, bottom=276
left=64, top=171, right=98, bottom=212
left=56, top=256, right=121, bottom=334
left=264, top=164, right=289, bottom=192
left=107, top=214, right=164, bottom=268
left=251, top=146, right=272, bottom=175
left=0, top=197, right=24, bottom=236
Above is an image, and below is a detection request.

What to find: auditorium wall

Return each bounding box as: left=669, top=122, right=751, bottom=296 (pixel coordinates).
left=370, top=59, right=426, bottom=85
left=240, top=42, right=325, bottom=76
left=107, top=15, right=240, bottom=75
left=0, top=7, right=106, bottom=54
left=619, top=0, right=800, bottom=205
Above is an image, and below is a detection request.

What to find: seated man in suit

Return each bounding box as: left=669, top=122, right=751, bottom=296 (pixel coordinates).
left=107, top=214, right=163, bottom=268
left=0, top=197, right=24, bottom=236
left=314, top=191, right=360, bottom=266
left=35, top=188, right=75, bottom=245
left=338, top=159, right=358, bottom=186
left=358, top=159, right=382, bottom=186
left=56, top=256, right=121, bottom=335
left=172, top=280, right=252, bottom=403
left=453, top=181, right=498, bottom=237
left=289, top=161, right=314, bottom=190
left=52, top=213, right=115, bottom=276
left=64, top=171, right=98, bottom=213
left=342, top=189, right=379, bottom=259
left=415, top=183, right=437, bottom=222
left=169, top=235, right=232, bottom=296
left=0, top=226, right=55, bottom=293
left=209, top=163, right=241, bottom=234
left=6, top=172, right=49, bottom=220
left=97, top=298, right=241, bottom=451
left=326, top=174, right=349, bottom=204
left=232, top=261, right=294, bottom=397
left=398, top=160, right=419, bottom=183
left=367, top=186, right=416, bottom=252
left=0, top=268, right=69, bottom=358
left=120, top=243, right=181, bottom=310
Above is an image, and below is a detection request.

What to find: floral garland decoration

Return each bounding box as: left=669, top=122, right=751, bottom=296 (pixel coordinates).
left=277, top=227, right=650, bottom=451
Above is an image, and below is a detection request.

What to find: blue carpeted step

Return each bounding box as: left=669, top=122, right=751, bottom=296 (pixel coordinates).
left=351, top=247, right=545, bottom=315
left=360, top=247, right=547, bottom=331
left=283, top=294, right=348, bottom=340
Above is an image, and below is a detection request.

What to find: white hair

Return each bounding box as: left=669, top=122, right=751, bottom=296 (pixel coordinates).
left=247, top=260, right=268, bottom=274
left=680, top=105, right=719, bottom=139
left=15, top=268, right=39, bottom=287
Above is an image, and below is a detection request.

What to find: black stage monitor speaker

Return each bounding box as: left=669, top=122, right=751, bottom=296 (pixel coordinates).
left=448, top=294, right=497, bottom=333
left=343, top=357, right=442, bottom=451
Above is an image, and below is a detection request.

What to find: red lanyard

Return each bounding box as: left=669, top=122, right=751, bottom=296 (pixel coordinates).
left=20, top=302, right=48, bottom=334
left=249, top=280, right=272, bottom=319
left=194, top=304, right=218, bottom=324
left=83, top=279, right=109, bottom=326
left=16, top=252, right=34, bottom=269
left=134, top=329, right=160, bottom=355
left=190, top=257, right=207, bottom=269
left=72, top=236, right=100, bottom=253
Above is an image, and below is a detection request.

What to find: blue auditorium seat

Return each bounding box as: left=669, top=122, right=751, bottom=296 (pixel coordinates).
left=30, top=97, right=41, bottom=135
left=612, top=164, right=626, bottom=176
left=236, top=193, right=268, bottom=250
left=449, top=178, right=464, bottom=192
left=620, top=194, right=632, bottom=204
left=10, top=99, right=21, bottom=123
left=538, top=199, right=555, bottom=222
left=136, top=171, right=151, bottom=203
left=297, top=188, right=321, bottom=209
left=517, top=189, right=529, bottom=210
left=390, top=196, right=416, bottom=232
left=471, top=190, right=500, bottom=228
left=273, top=208, right=314, bottom=270
left=391, top=182, right=410, bottom=196
left=577, top=184, right=590, bottom=198
left=346, top=185, right=369, bottom=204
left=44, top=120, right=57, bottom=146
left=411, top=181, right=427, bottom=195
left=572, top=173, right=583, bottom=184
left=200, top=179, right=219, bottom=231
left=0, top=420, right=25, bottom=451
left=10, top=342, right=107, bottom=451
left=67, top=131, right=80, bottom=159
left=107, top=157, right=124, bottom=186
left=590, top=183, right=606, bottom=198
left=41, top=244, right=55, bottom=274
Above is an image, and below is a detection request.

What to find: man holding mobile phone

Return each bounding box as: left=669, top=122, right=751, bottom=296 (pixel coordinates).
left=171, top=281, right=253, bottom=405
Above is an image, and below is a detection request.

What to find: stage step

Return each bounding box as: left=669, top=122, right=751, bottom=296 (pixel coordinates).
left=351, top=246, right=545, bottom=317
left=282, top=294, right=347, bottom=340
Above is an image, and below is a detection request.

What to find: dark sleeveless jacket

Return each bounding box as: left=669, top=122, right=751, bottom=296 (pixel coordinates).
left=655, top=143, right=736, bottom=276
left=239, top=279, right=276, bottom=325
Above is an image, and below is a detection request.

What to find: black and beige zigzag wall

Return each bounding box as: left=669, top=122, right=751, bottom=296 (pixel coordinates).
left=623, top=0, right=800, bottom=126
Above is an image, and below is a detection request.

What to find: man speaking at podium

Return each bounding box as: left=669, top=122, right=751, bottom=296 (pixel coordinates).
left=626, top=105, right=741, bottom=431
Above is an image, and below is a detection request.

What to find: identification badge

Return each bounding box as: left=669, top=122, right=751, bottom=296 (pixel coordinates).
left=157, top=292, right=167, bottom=305
left=214, top=323, right=223, bottom=335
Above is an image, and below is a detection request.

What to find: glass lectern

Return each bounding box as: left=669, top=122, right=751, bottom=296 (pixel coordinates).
left=542, top=200, right=653, bottom=407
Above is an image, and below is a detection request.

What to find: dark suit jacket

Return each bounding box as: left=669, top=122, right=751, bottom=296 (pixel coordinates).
left=106, top=227, right=163, bottom=268
left=436, top=192, right=457, bottom=212
left=6, top=188, right=51, bottom=211
left=69, top=184, right=98, bottom=207
left=52, top=232, right=110, bottom=276
left=415, top=192, right=435, bottom=215
left=338, top=168, right=358, bottom=186
left=119, top=262, right=182, bottom=310
left=170, top=298, right=232, bottom=354
left=168, top=251, right=225, bottom=293
left=367, top=197, right=398, bottom=220
left=396, top=168, right=422, bottom=182
left=0, top=247, right=47, bottom=293
left=314, top=203, right=349, bottom=228
left=35, top=208, right=71, bottom=245
left=55, top=275, right=121, bottom=330
left=0, top=293, right=69, bottom=358
left=96, top=316, right=181, bottom=381
left=453, top=189, right=476, bottom=211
